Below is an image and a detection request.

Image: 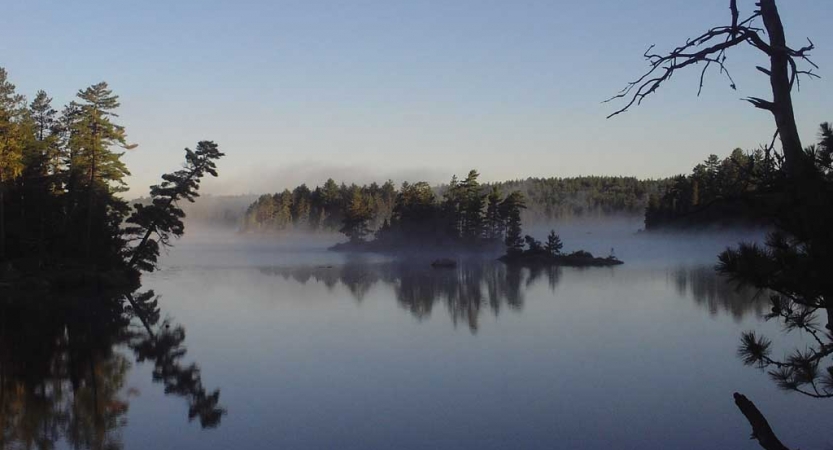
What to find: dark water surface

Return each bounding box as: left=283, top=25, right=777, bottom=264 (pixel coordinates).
left=2, top=226, right=830, bottom=449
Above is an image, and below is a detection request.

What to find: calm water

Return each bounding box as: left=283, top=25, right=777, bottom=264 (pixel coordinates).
left=2, top=224, right=831, bottom=449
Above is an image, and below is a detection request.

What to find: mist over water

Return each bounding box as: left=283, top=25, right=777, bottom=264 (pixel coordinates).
left=524, top=214, right=769, bottom=267
left=176, top=213, right=768, bottom=270
left=97, top=217, right=833, bottom=450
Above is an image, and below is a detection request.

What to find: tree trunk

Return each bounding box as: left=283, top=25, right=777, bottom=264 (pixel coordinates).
left=124, top=293, right=155, bottom=336
left=126, top=166, right=200, bottom=270
left=759, top=0, right=804, bottom=177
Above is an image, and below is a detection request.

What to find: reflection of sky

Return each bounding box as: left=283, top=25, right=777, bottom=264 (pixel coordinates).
left=125, top=232, right=829, bottom=450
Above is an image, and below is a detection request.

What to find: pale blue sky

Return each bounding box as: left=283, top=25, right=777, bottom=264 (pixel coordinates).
left=2, top=0, right=831, bottom=196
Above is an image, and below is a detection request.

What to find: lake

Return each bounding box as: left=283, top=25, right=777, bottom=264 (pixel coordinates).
left=2, top=222, right=830, bottom=449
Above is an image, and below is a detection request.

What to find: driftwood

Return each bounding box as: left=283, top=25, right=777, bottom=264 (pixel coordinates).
left=733, top=392, right=790, bottom=450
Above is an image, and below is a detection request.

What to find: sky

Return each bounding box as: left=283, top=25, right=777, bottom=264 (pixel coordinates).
left=2, top=0, right=831, bottom=197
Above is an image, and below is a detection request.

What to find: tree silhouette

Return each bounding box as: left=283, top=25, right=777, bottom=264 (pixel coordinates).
left=500, top=191, right=526, bottom=254
left=70, top=82, right=137, bottom=261
left=339, top=187, right=373, bottom=243
left=608, top=0, right=817, bottom=178
left=125, top=141, right=224, bottom=272
left=610, top=2, right=826, bottom=448
left=0, top=287, right=226, bottom=449
left=544, top=230, right=563, bottom=256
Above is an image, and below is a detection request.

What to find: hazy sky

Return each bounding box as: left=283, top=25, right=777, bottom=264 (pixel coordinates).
left=2, top=0, right=831, bottom=197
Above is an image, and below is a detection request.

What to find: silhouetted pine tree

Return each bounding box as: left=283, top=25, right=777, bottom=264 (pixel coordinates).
left=500, top=191, right=526, bottom=254
left=340, top=187, right=373, bottom=243
left=545, top=230, right=563, bottom=255
left=722, top=124, right=833, bottom=399
left=125, top=141, right=224, bottom=272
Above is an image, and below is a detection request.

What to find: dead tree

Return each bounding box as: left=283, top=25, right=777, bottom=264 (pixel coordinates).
left=608, top=3, right=827, bottom=449
left=606, top=0, right=818, bottom=178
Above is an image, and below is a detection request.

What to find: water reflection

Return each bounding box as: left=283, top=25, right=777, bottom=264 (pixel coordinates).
left=0, top=289, right=225, bottom=449
left=262, top=261, right=560, bottom=332
left=671, top=265, right=766, bottom=320
left=263, top=262, right=766, bottom=330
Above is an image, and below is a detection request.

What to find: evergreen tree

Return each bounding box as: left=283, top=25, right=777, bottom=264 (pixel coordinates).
left=291, top=184, right=312, bottom=227
left=275, top=189, right=293, bottom=229
left=339, top=187, right=373, bottom=243
left=484, top=186, right=503, bottom=239
left=125, top=141, right=224, bottom=272
left=25, top=91, right=61, bottom=181
left=721, top=124, right=833, bottom=400
left=0, top=68, right=26, bottom=260
left=21, top=91, right=62, bottom=264
left=68, top=82, right=137, bottom=260
left=500, top=191, right=526, bottom=254
left=461, top=170, right=485, bottom=240
left=379, top=180, right=397, bottom=222
left=545, top=230, right=563, bottom=255
left=442, top=174, right=463, bottom=236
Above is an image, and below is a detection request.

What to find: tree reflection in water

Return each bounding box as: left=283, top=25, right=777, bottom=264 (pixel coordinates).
left=0, top=289, right=225, bottom=450
left=265, top=261, right=766, bottom=331
left=262, top=261, right=559, bottom=333
left=672, top=265, right=767, bottom=321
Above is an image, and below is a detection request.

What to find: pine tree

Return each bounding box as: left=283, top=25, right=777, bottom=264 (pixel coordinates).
left=276, top=189, right=293, bottom=229
left=291, top=184, right=312, bottom=227
left=545, top=230, right=563, bottom=255
left=485, top=186, right=503, bottom=239
left=69, top=82, right=137, bottom=260
left=461, top=170, right=485, bottom=240
left=442, top=174, right=463, bottom=236
left=125, top=141, right=224, bottom=272
left=500, top=191, right=526, bottom=254
left=340, top=187, right=373, bottom=243
left=721, top=124, right=833, bottom=400
left=23, top=91, right=62, bottom=263
left=0, top=68, right=26, bottom=260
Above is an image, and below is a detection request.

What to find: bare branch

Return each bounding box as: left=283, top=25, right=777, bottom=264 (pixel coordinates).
left=746, top=97, right=775, bottom=111
left=606, top=1, right=817, bottom=123
left=605, top=31, right=749, bottom=118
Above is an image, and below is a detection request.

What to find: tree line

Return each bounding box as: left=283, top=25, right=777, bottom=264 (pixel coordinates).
left=363, top=170, right=529, bottom=251
left=644, top=148, right=776, bottom=229
left=0, top=66, right=222, bottom=285
left=242, top=174, right=668, bottom=236
left=490, top=176, right=666, bottom=221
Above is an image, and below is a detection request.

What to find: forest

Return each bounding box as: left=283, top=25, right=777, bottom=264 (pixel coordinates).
left=331, top=170, right=528, bottom=252
left=645, top=148, right=776, bottom=229
left=0, top=67, right=223, bottom=290
left=241, top=174, right=667, bottom=236
left=241, top=169, right=623, bottom=259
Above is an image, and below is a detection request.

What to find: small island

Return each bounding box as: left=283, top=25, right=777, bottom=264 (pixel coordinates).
left=306, top=170, right=624, bottom=268
left=498, top=232, right=624, bottom=267
left=328, top=170, right=527, bottom=255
